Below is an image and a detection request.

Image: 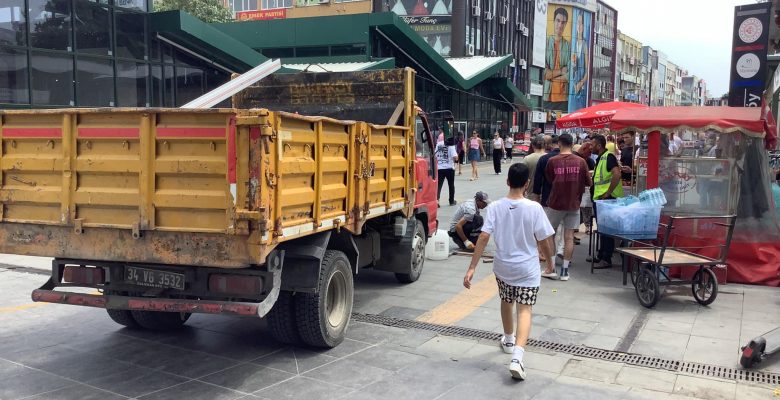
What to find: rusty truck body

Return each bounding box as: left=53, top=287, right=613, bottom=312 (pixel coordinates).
left=0, top=68, right=439, bottom=347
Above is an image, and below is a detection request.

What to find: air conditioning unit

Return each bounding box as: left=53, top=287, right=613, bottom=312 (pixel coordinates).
left=489, top=50, right=497, bottom=56
left=318, top=0, right=329, bottom=3
left=516, top=22, right=526, bottom=31
left=499, top=16, right=507, bottom=25
left=519, top=59, right=527, bottom=69
left=472, top=5, right=481, bottom=16
left=467, top=44, right=475, bottom=56
left=485, top=11, right=493, bottom=20
left=522, top=26, right=529, bottom=36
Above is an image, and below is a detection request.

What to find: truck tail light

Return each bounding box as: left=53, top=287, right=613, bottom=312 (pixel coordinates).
left=63, top=266, right=105, bottom=285
left=209, top=274, right=264, bottom=296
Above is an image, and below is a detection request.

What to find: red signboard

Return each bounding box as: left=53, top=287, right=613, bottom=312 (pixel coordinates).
left=236, top=9, right=286, bottom=21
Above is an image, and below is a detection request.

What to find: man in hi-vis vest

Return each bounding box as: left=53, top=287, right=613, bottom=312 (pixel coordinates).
left=588, top=135, right=623, bottom=268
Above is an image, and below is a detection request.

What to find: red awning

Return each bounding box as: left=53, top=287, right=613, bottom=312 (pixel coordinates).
left=555, top=101, right=647, bottom=129
left=609, top=106, right=768, bottom=138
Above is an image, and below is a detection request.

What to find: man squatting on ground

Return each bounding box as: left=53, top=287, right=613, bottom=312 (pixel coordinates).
left=463, top=163, right=555, bottom=380
left=448, top=191, right=490, bottom=251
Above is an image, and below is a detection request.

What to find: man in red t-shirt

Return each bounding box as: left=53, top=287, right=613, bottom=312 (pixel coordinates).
left=544, top=133, right=592, bottom=281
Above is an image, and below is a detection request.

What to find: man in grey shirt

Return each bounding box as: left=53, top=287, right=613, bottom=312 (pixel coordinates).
left=522, top=135, right=546, bottom=200
left=449, top=191, right=490, bottom=251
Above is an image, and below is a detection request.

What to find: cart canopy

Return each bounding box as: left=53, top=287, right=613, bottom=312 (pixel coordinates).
left=555, top=101, right=647, bottom=129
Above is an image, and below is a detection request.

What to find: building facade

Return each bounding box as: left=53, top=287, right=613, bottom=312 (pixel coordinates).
left=616, top=30, right=641, bottom=103
left=590, top=0, right=617, bottom=104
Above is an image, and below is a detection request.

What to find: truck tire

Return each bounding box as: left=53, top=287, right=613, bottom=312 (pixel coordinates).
left=130, top=310, right=191, bottom=331
left=295, top=250, right=353, bottom=348
left=267, top=291, right=301, bottom=344
left=395, top=220, right=426, bottom=283
left=106, top=309, right=140, bottom=329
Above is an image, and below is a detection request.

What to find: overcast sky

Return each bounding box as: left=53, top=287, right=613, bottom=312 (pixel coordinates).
left=608, top=0, right=753, bottom=97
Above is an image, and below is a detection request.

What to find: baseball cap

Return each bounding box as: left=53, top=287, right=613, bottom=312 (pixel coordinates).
left=475, top=191, right=490, bottom=203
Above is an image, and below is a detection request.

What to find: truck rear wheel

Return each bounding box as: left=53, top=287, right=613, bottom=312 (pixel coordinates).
left=295, top=250, right=353, bottom=348
left=267, top=291, right=301, bottom=344
left=395, top=220, right=426, bottom=283
left=106, top=309, right=140, bottom=329
left=130, top=310, right=191, bottom=331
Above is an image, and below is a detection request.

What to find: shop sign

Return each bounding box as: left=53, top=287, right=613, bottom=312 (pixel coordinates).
left=115, top=0, right=146, bottom=10
left=531, top=111, right=546, bottom=123
left=236, top=9, right=287, bottom=21
left=532, top=0, right=548, bottom=68
left=530, top=83, right=544, bottom=97
left=728, top=2, right=770, bottom=107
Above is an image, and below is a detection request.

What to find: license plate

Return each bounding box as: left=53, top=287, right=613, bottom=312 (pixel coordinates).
left=125, top=267, right=185, bottom=290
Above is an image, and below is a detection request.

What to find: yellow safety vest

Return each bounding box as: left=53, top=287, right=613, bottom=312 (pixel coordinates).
left=594, top=151, right=624, bottom=199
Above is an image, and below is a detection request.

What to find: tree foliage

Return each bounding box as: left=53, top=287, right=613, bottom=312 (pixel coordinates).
left=153, top=0, right=233, bottom=23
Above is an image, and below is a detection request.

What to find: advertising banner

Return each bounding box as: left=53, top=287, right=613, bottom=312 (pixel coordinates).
left=387, top=0, right=453, bottom=56
left=532, top=0, right=548, bottom=68
left=237, top=9, right=286, bottom=21
left=728, top=3, right=770, bottom=107
left=543, top=4, right=593, bottom=113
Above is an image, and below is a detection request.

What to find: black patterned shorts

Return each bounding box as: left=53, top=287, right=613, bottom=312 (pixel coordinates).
left=496, top=278, right=539, bottom=305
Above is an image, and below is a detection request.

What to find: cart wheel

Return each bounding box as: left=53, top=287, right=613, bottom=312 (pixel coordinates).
left=691, top=267, right=718, bottom=306
left=635, top=267, right=660, bottom=308
left=630, top=261, right=648, bottom=287
left=739, top=337, right=766, bottom=369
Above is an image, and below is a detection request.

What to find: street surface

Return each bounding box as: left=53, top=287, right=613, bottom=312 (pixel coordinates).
left=0, top=160, right=778, bottom=400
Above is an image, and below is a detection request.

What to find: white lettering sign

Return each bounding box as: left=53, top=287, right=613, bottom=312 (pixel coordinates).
left=532, top=0, right=548, bottom=68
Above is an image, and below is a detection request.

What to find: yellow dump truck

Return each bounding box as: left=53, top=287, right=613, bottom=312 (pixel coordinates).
left=0, top=68, right=440, bottom=347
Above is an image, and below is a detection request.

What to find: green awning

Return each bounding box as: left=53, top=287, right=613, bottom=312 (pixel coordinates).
left=150, top=11, right=268, bottom=73
left=281, top=58, right=395, bottom=73
left=488, top=77, right=532, bottom=111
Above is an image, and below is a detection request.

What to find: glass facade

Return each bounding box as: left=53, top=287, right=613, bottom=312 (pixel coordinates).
left=0, top=0, right=231, bottom=108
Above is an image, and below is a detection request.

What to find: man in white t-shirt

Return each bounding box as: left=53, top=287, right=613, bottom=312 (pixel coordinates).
left=436, top=137, right=458, bottom=206
left=463, top=163, right=555, bottom=381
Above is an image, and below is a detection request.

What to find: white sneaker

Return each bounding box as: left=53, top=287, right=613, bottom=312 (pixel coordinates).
left=560, top=274, right=570, bottom=281
left=509, top=359, right=526, bottom=380
left=541, top=271, right=559, bottom=280
left=499, top=336, right=514, bottom=354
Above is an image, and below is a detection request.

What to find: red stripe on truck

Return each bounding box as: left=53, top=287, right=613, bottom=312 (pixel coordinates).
left=78, top=127, right=140, bottom=138
left=3, top=128, right=62, bottom=138
left=156, top=127, right=226, bottom=138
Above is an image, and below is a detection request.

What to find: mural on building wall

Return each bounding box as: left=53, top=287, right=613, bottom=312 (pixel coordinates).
left=386, top=0, right=453, bottom=56
left=543, top=2, right=593, bottom=113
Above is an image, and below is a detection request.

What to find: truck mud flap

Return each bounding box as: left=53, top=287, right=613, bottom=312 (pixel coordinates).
left=31, top=268, right=283, bottom=318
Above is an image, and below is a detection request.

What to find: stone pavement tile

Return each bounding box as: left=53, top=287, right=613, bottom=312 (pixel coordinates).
left=199, top=364, right=295, bottom=393
left=591, top=317, right=633, bottom=337
left=314, top=338, right=373, bottom=359
left=644, top=316, right=694, bottom=335
left=346, top=345, right=428, bottom=372
left=626, top=388, right=674, bottom=399
left=691, top=316, right=741, bottom=341
left=138, top=380, right=247, bottom=400
left=23, top=384, right=126, bottom=400
left=385, top=328, right=438, bottom=349
left=533, top=376, right=631, bottom=399
left=646, top=304, right=700, bottom=323
left=251, top=348, right=337, bottom=375
left=741, top=310, right=780, bottom=325
left=673, top=375, right=736, bottom=400
left=155, top=329, right=282, bottom=361
left=582, top=334, right=621, bottom=350
left=413, top=336, right=476, bottom=359
left=683, top=336, right=740, bottom=368
left=547, top=317, right=598, bottom=333
left=560, top=358, right=623, bottom=384
left=735, top=383, right=776, bottom=399
left=254, top=376, right=346, bottom=400
left=344, top=321, right=407, bottom=343
left=378, top=306, right=427, bottom=320
left=302, top=358, right=390, bottom=389
left=4, top=344, right=137, bottom=382
left=437, top=367, right=557, bottom=400
left=616, top=366, right=677, bottom=393
left=0, top=359, right=74, bottom=400
left=739, top=319, right=778, bottom=344
left=521, top=351, right=572, bottom=374
left=631, top=329, right=690, bottom=359
left=454, top=314, right=502, bottom=332
left=537, top=328, right=588, bottom=345
left=459, top=342, right=507, bottom=365
left=400, top=295, right=451, bottom=311
left=84, top=365, right=189, bottom=398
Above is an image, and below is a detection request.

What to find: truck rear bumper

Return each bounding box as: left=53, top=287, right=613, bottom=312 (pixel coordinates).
left=31, top=289, right=266, bottom=316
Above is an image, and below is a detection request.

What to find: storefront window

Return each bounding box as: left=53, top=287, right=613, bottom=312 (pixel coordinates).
left=0, top=0, right=26, bottom=46
left=115, top=10, right=146, bottom=60
left=29, top=0, right=72, bottom=51
left=0, top=47, right=29, bottom=104
left=116, top=60, right=148, bottom=106
left=261, top=0, right=291, bottom=10
left=76, top=56, right=114, bottom=106
left=31, top=51, right=73, bottom=105
left=150, top=64, right=162, bottom=106
left=175, top=65, right=204, bottom=106
left=163, top=64, right=174, bottom=106
left=75, top=0, right=111, bottom=55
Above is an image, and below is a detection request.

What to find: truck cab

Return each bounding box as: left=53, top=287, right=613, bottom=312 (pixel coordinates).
left=413, top=109, right=439, bottom=236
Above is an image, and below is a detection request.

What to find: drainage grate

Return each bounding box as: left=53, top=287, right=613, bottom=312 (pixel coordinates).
left=352, top=312, right=780, bottom=385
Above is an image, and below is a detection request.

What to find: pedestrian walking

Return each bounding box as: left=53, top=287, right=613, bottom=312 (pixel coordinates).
left=436, top=136, right=458, bottom=207
left=463, top=163, right=555, bottom=380
left=504, top=134, right=514, bottom=162
left=492, top=132, right=504, bottom=174
left=588, top=135, right=624, bottom=268
left=543, top=134, right=591, bottom=281
left=522, top=135, right=546, bottom=201
left=575, top=141, right=596, bottom=234
left=456, top=132, right=466, bottom=176
left=468, top=131, right=485, bottom=181
left=448, top=192, right=490, bottom=251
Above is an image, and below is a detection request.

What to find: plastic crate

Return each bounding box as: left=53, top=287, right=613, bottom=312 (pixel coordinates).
left=595, top=200, right=662, bottom=239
